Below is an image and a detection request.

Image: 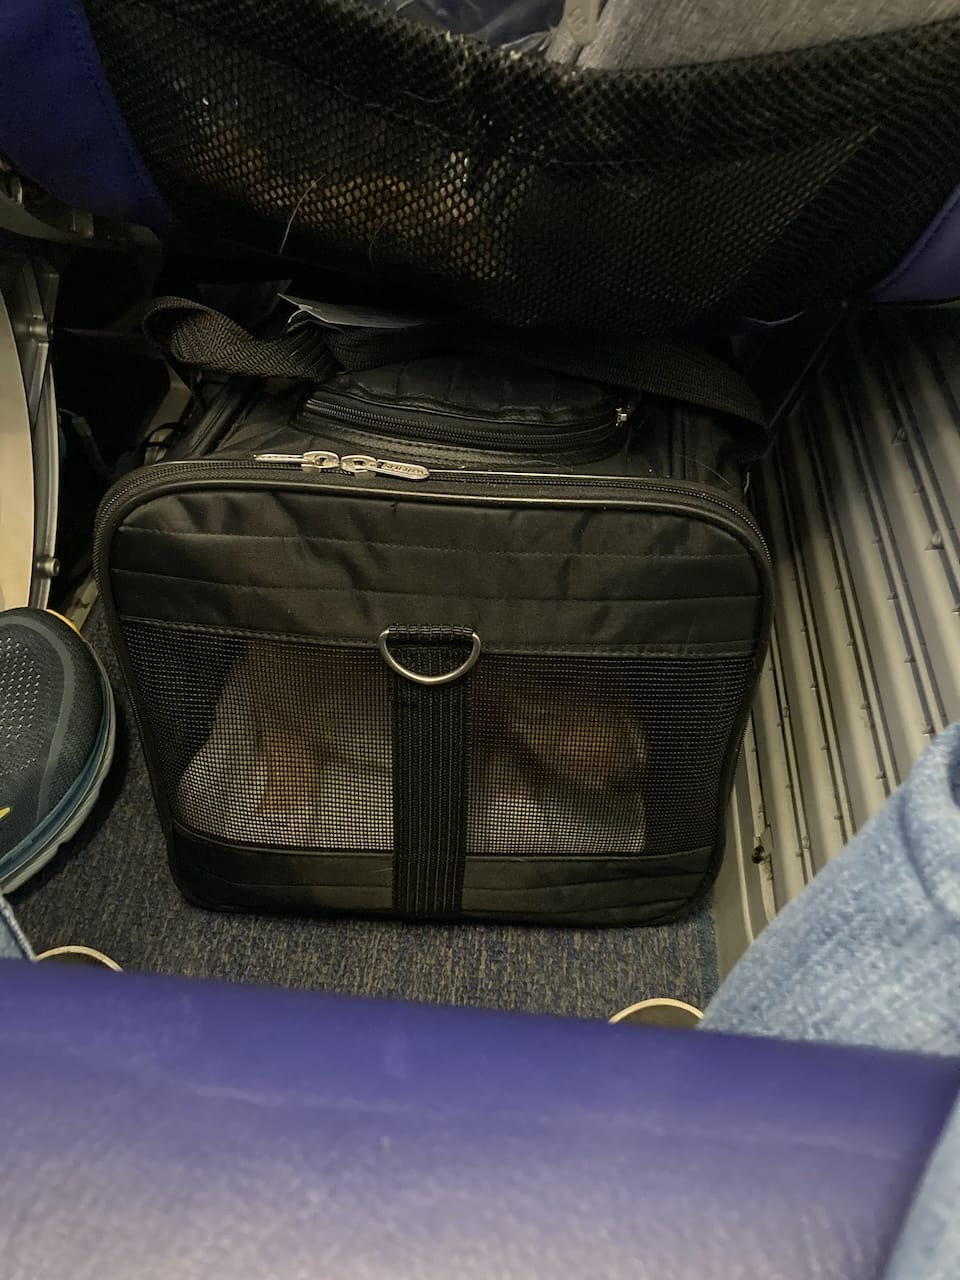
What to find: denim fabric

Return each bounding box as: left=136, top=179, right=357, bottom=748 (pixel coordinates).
left=704, top=723, right=960, bottom=1280
left=0, top=892, right=32, bottom=960
left=882, top=1102, right=960, bottom=1280
left=703, top=722, right=960, bottom=1055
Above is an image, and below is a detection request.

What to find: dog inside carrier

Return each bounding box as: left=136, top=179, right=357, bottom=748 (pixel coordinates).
left=2, top=4, right=960, bottom=1274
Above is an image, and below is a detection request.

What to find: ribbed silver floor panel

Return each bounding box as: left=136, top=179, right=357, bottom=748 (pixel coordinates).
left=717, top=311, right=960, bottom=969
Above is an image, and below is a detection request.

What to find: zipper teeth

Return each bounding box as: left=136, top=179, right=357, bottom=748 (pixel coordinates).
left=94, top=458, right=769, bottom=573
left=301, top=399, right=619, bottom=450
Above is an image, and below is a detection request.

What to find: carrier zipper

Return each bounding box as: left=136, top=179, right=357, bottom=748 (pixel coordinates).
left=300, top=397, right=627, bottom=452
left=94, top=455, right=770, bottom=579
left=249, top=447, right=768, bottom=555
left=254, top=450, right=431, bottom=481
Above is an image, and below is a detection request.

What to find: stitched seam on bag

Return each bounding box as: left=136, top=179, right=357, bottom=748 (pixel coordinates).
left=112, top=567, right=759, bottom=603
left=180, top=860, right=700, bottom=899
left=463, top=860, right=708, bottom=873
left=118, top=614, right=759, bottom=656
left=120, top=527, right=751, bottom=562
left=174, top=838, right=713, bottom=875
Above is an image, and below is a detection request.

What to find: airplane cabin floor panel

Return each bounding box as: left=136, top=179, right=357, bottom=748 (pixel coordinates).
left=717, top=309, right=960, bottom=975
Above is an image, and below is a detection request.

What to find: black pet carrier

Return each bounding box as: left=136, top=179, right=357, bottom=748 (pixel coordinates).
left=95, top=320, right=772, bottom=925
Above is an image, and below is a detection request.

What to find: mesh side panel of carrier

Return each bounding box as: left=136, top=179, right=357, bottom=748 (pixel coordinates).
left=123, top=623, right=394, bottom=852
left=123, top=621, right=753, bottom=859
left=465, top=653, right=754, bottom=857
left=84, top=0, right=960, bottom=333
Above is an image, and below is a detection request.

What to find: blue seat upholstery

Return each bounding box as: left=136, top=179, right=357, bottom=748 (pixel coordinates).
left=0, top=962, right=956, bottom=1279
left=0, top=0, right=174, bottom=232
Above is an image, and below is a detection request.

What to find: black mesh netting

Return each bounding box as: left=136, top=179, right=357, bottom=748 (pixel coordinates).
left=124, top=626, right=395, bottom=851
left=83, top=0, right=960, bottom=333
left=121, top=621, right=753, bottom=858
left=464, top=652, right=752, bottom=856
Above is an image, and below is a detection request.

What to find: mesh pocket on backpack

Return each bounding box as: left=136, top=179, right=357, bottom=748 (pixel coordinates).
left=122, top=619, right=753, bottom=860
left=84, top=0, right=960, bottom=333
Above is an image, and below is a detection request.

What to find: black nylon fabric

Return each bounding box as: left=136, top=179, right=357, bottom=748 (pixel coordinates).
left=84, top=1, right=960, bottom=334
left=323, top=320, right=768, bottom=430
left=95, top=382, right=772, bottom=924
left=389, top=629, right=472, bottom=915
left=307, top=356, right=617, bottom=426
left=111, top=488, right=765, bottom=649
left=143, top=296, right=767, bottom=431
left=172, top=826, right=713, bottom=923
left=226, top=381, right=750, bottom=486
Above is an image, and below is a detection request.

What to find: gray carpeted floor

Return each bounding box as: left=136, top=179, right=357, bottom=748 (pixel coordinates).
left=12, top=612, right=717, bottom=1019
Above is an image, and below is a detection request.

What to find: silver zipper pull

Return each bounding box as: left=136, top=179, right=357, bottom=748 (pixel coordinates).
left=254, top=451, right=341, bottom=470
left=302, top=451, right=342, bottom=470
left=256, top=450, right=429, bottom=481
left=563, top=0, right=600, bottom=44
left=341, top=454, right=430, bottom=482
left=371, top=458, right=431, bottom=482
left=338, top=453, right=377, bottom=475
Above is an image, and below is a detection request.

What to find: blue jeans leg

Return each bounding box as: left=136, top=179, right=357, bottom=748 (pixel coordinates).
left=703, top=724, right=960, bottom=1280
left=702, top=722, right=960, bottom=1055
left=0, top=891, right=33, bottom=960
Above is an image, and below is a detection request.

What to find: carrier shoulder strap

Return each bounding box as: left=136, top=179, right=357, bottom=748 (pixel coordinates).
left=144, top=295, right=767, bottom=437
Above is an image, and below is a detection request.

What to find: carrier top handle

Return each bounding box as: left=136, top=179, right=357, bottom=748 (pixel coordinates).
left=142, top=297, right=769, bottom=452
left=383, top=626, right=476, bottom=918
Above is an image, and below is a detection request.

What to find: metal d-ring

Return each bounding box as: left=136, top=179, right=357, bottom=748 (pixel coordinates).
left=378, top=628, right=481, bottom=686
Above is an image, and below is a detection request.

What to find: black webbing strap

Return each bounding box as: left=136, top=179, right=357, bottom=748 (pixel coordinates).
left=143, top=296, right=768, bottom=441
left=143, top=296, right=337, bottom=381
left=387, top=627, right=473, bottom=917
left=327, top=322, right=767, bottom=433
